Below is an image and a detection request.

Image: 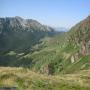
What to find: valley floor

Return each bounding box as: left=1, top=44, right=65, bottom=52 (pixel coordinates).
left=0, top=67, right=90, bottom=90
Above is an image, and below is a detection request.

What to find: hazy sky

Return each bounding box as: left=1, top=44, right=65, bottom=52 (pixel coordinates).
left=0, top=0, right=90, bottom=28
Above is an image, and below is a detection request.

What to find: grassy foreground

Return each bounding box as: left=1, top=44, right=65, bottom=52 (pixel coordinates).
left=0, top=67, right=90, bottom=90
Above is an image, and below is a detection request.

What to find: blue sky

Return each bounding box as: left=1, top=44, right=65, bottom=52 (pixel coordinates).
left=0, top=0, right=90, bottom=28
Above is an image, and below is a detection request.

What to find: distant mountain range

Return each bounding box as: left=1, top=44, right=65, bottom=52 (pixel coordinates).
left=0, top=16, right=56, bottom=52
left=54, top=27, right=68, bottom=32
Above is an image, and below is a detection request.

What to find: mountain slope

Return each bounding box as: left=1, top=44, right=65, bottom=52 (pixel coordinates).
left=0, top=16, right=55, bottom=52
left=0, top=16, right=90, bottom=90
left=0, top=16, right=90, bottom=75
left=23, top=16, right=90, bottom=74
left=68, top=15, right=90, bottom=55
left=0, top=67, right=90, bottom=90
left=60, top=16, right=90, bottom=73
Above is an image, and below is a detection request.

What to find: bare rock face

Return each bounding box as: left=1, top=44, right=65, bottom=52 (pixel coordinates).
left=71, top=56, right=75, bottom=63
left=40, top=63, right=54, bottom=75
left=69, top=16, right=90, bottom=62
left=71, top=53, right=79, bottom=63
left=69, top=16, right=90, bottom=64
left=79, top=40, right=90, bottom=55
left=85, top=40, right=90, bottom=55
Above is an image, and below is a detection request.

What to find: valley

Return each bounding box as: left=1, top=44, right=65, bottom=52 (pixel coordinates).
left=0, top=16, right=90, bottom=90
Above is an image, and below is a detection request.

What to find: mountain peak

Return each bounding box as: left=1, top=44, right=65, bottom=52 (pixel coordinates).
left=15, top=16, right=24, bottom=21
left=87, top=15, right=90, bottom=19
left=15, top=16, right=23, bottom=19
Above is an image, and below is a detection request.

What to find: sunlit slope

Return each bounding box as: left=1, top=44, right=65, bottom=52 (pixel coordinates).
left=0, top=67, right=90, bottom=90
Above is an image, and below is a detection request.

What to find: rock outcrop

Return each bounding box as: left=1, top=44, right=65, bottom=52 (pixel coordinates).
left=69, top=16, right=90, bottom=62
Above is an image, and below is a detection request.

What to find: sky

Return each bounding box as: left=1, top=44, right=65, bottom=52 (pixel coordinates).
left=0, top=0, right=90, bottom=28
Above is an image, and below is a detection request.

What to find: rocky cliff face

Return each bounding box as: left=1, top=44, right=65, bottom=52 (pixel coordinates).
left=0, top=16, right=54, bottom=32
left=0, top=16, right=55, bottom=52
left=69, top=16, right=90, bottom=61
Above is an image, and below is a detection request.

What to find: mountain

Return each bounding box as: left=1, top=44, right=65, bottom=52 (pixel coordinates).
left=0, top=16, right=55, bottom=52
left=0, top=16, right=90, bottom=90
left=0, top=16, right=90, bottom=73
left=69, top=15, right=90, bottom=55
left=60, top=15, right=90, bottom=73
left=22, top=15, right=90, bottom=74
left=54, top=27, right=68, bottom=32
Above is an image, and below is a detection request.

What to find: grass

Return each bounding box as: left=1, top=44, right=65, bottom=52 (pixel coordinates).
left=0, top=67, right=90, bottom=90
left=62, top=55, right=90, bottom=74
